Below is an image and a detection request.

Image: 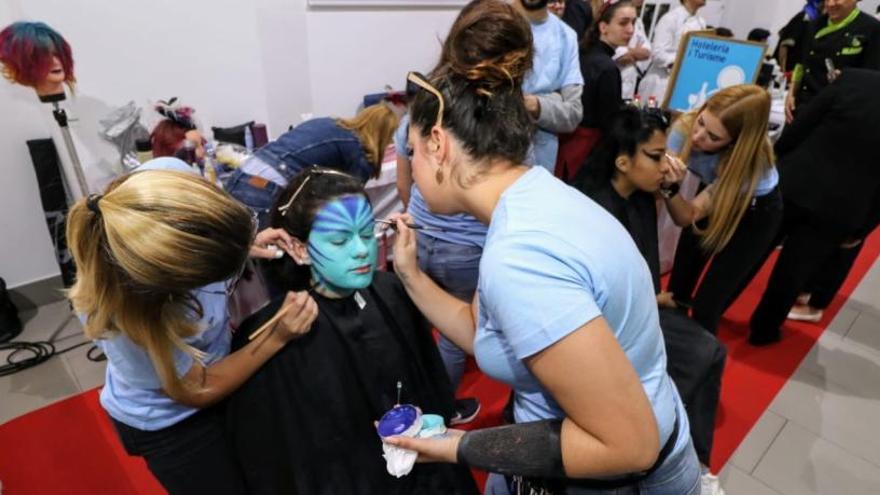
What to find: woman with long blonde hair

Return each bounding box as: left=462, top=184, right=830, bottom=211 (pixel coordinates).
left=67, top=163, right=317, bottom=495
left=224, top=103, right=399, bottom=228
left=661, top=84, right=782, bottom=336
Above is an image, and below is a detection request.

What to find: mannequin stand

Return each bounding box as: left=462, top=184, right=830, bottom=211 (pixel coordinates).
left=39, top=92, right=89, bottom=197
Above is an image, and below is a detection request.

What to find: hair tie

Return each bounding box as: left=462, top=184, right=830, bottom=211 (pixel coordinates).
left=598, top=0, right=619, bottom=18
left=86, top=194, right=103, bottom=216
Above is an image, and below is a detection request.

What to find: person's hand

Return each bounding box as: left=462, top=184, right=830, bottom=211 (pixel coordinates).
left=523, top=94, right=541, bottom=119
left=656, top=291, right=677, bottom=309
left=274, top=291, right=318, bottom=341
left=383, top=428, right=466, bottom=464
left=663, top=153, right=688, bottom=185
left=617, top=51, right=635, bottom=66
left=784, top=91, right=796, bottom=123
left=827, top=69, right=842, bottom=84
left=630, top=44, right=651, bottom=61
left=391, top=213, right=420, bottom=282
left=250, top=227, right=295, bottom=259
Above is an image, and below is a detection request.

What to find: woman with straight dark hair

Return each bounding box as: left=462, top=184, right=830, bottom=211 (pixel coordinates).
left=383, top=1, right=700, bottom=493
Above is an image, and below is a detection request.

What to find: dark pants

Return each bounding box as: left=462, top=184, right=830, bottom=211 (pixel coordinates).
left=802, top=241, right=865, bottom=309
left=111, top=408, right=246, bottom=495
left=659, top=309, right=726, bottom=466
left=669, top=187, right=784, bottom=334
left=750, top=202, right=852, bottom=343
left=417, top=235, right=481, bottom=390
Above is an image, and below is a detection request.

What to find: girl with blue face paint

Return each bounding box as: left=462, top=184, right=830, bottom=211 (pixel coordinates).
left=226, top=167, right=478, bottom=495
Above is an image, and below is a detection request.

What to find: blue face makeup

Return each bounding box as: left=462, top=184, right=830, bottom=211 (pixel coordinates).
left=307, top=195, right=378, bottom=295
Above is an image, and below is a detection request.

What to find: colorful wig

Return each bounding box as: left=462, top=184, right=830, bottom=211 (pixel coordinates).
left=0, top=21, right=76, bottom=89
left=151, top=98, right=198, bottom=157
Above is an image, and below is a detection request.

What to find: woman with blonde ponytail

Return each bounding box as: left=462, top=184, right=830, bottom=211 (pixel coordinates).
left=67, top=162, right=317, bottom=495
left=661, top=84, right=782, bottom=335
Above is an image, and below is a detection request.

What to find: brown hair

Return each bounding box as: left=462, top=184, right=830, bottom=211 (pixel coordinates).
left=410, top=0, right=534, bottom=166
left=675, top=84, right=775, bottom=253
left=67, top=171, right=254, bottom=398
left=336, top=103, right=400, bottom=179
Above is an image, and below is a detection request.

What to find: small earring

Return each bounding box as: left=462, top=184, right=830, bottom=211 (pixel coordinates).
left=435, top=169, right=444, bottom=184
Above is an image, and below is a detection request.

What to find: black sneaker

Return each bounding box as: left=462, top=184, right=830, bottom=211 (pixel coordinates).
left=449, top=398, right=481, bottom=425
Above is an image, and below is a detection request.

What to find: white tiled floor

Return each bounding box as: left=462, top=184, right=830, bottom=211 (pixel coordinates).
left=722, top=257, right=880, bottom=494
left=2, top=258, right=879, bottom=493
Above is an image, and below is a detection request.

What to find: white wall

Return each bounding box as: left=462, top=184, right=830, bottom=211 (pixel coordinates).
left=0, top=0, right=458, bottom=288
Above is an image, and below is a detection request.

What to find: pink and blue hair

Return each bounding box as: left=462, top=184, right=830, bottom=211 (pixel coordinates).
left=0, top=21, right=75, bottom=88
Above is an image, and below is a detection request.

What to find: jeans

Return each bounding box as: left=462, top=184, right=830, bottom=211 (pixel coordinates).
left=110, top=407, right=246, bottom=495
left=224, top=168, right=283, bottom=230
left=417, top=235, right=482, bottom=390
left=483, top=437, right=701, bottom=495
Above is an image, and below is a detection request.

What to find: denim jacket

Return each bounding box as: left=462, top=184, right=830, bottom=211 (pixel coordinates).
left=253, top=117, right=373, bottom=183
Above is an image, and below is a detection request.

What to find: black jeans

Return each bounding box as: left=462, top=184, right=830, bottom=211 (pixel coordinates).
left=111, top=407, right=246, bottom=495
left=669, top=187, right=784, bottom=334
left=750, top=202, right=852, bottom=344
left=659, top=309, right=726, bottom=466
left=802, top=241, right=865, bottom=309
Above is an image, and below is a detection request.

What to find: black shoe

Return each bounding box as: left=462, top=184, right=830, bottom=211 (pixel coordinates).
left=449, top=398, right=481, bottom=425
left=748, top=330, right=781, bottom=347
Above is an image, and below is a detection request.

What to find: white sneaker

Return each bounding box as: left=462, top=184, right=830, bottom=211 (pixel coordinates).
left=700, top=471, right=725, bottom=495
left=787, top=305, right=823, bottom=322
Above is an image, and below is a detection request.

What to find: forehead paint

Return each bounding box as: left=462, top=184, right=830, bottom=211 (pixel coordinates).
left=307, top=195, right=378, bottom=293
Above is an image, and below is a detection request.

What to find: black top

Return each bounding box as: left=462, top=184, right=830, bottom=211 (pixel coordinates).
left=226, top=271, right=478, bottom=495
left=582, top=181, right=661, bottom=292
left=796, top=11, right=880, bottom=107
left=775, top=11, right=812, bottom=72
left=561, top=0, right=594, bottom=42
left=777, top=69, right=880, bottom=238
left=579, top=41, right=624, bottom=130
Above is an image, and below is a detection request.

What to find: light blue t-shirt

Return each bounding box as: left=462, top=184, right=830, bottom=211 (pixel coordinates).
left=523, top=14, right=583, bottom=172
left=668, top=129, right=779, bottom=196
left=474, top=166, right=689, bottom=454
left=394, top=115, right=488, bottom=247
left=97, top=282, right=231, bottom=430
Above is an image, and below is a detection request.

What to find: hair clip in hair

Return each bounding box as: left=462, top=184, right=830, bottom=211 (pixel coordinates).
left=155, top=97, right=196, bottom=130
left=86, top=194, right=103, bottom=216
left=276, top=166, right=353, bottom=216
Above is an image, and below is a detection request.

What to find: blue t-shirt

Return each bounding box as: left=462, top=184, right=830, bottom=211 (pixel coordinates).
left=668, top=128, right=779, bottom=196
left=394, top=115, right=487, bottom=247
left=97, top=282, right=231, bottom=430
left=523, top=14, right=583, bottom=172
left=474, top=167, right=688, bottom=454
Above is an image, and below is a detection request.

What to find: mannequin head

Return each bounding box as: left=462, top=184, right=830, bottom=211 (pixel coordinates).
left=0, top=22, right=75, bottom=96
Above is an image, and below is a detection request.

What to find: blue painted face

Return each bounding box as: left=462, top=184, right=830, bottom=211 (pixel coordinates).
left=307, top=195, right=378, bottom=293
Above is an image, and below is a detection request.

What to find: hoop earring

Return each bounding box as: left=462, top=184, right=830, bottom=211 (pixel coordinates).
left=435, top=169, right=444, bottom=184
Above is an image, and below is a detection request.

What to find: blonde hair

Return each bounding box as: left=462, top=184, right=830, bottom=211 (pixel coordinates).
left=67, top=171, right=254, bottom=398
left=675, top=84, right=775, bottom=254
left=336, top=103, right=400, bottom=179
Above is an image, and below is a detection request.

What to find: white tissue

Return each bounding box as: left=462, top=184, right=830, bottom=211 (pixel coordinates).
left=382, top=443, right=419, bottom=478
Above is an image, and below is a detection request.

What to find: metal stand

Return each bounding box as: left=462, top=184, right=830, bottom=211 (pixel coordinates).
left=39, top=92, right=90, bottom=197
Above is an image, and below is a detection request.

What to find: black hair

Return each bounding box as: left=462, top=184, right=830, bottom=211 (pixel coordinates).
left=747, top=28, right=771, bottom=42
left=573, top=106, right=671, bottom=193
left=262, top=167, right=367, bottom=291
left=581, top=0, right=634, bottom=53
left=409, top=0, right=535, bottom=168
left=714, top=27, right=735, bottom=38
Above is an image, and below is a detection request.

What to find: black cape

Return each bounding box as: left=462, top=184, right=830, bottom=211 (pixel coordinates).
left=226, top=271, right=478, bottom=495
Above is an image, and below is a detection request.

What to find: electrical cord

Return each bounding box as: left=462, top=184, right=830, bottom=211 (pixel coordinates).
left=0, top=339, right=105, bottom=377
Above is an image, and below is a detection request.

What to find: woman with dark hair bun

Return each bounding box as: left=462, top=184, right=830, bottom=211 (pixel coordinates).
left=384, top=1, right=700, bottom=493
left=225, top=167, right=477, bottom=495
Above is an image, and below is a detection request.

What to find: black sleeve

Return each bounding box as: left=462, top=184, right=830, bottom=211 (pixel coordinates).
left=862, top=21, right=880, bottom=70
left=594, top=68, right=623, bottom=131
left=775, top=76, right=840, bottom=156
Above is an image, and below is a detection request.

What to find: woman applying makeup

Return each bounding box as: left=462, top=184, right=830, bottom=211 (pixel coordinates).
left=663, top=85, right=782, bottom=337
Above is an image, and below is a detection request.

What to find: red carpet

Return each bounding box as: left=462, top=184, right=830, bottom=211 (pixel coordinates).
left=1, top=231, right=877, bottom=493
